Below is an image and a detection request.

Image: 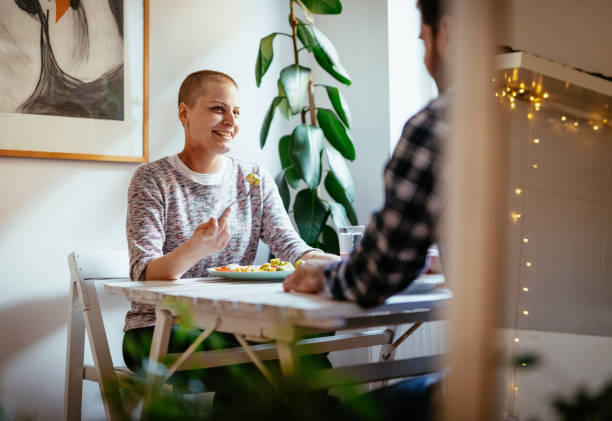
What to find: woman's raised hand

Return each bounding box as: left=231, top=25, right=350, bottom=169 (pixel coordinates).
left=188, top=207, right=232, bottom=256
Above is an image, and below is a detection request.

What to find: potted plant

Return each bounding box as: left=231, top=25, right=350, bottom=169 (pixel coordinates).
left=255, top=0, right=358, bottom=254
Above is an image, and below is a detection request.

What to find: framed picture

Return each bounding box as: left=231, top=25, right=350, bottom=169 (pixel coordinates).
left=0, top=0, right=148, bottom=163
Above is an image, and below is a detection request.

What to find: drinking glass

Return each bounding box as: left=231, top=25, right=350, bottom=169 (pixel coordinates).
left=338, top=226, right=365, bottom=258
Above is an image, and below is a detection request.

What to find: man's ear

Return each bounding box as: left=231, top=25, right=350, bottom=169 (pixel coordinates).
left=178, top=102, right=189, bottom=126
left=437, top=15, right=454, bottom=61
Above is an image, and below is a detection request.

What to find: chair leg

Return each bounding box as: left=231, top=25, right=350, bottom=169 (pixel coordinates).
left=64, top=280, right=85, bottom=421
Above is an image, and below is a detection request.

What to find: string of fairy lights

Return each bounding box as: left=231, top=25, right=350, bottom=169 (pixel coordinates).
left=494, top=68, right=609, bottom=420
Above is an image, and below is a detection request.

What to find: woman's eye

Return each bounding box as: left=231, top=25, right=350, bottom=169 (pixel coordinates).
left=212, top=106, right=224, bottom=112
left=233, top=111, right=240, bottom=118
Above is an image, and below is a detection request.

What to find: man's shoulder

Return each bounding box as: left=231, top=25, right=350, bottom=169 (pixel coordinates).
left=401, top=94, right=449, bottom=145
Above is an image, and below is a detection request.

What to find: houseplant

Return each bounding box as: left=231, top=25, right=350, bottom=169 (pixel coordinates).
left=255, top=0, right=358, bottom=254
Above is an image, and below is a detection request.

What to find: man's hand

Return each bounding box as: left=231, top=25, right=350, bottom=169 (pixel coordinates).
left=283, top=260, right=328, bottom=294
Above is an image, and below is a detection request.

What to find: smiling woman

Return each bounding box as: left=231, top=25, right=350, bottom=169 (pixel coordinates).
left=123, top=69, right=339, bottom=416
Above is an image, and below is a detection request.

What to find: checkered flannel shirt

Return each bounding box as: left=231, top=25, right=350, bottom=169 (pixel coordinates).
left=323, top=93, right=449, bottom=307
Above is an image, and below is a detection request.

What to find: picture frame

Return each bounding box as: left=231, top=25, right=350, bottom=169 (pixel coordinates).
left=0, top=0, right=149, bottom=163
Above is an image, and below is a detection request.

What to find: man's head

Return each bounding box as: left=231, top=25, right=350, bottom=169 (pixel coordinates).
left=417, top=0, right=452, bottom=93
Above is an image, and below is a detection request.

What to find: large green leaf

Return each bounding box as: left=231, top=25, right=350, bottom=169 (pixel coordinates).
left=295, top=20, right=351, bottom=85
left=296, top=20, right=317, bottom=51
left=280, top=65, right=311, bottom=114
left=324, top=172, right=358, bottom=225
left=277, top=80, right=292, bottom=119
left=328, top=201, right=350, bottom=228
left=317, top=108, right=356, bottom=160
left=290, top=125, right=324, bottom=190
left=260, top=96, right=282, bottom=148
left=278, top=135, right=301, bottom=188
left=274, top=171, right=291, bottom=210
left=325, top=146, right=355, bottom=201
left=323, top=85, right=351, bottom=128
left=300, top=0, right=342, bottom=14
left=255, top=33, right=277, bottom=87
left=294, top=189, right=328, bottom=244
left=320, top=225, right=340, bottom=254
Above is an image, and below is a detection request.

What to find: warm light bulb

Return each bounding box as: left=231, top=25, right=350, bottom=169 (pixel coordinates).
left=561, top=115, right=567, bottom=121
left=543, top=92, right=549, bottom=99
left=515, top=188, right=523, bottom=195
left=522, top=238, right=529, bottom=243
left=511, top=212, right=522, bottom=222
left=495, top=92, right=499, bottom=97
left=514, top=386, right=519, bottom=391
left=527, top=113, right=534, bottom=120
left=510, top=96, right=515, bottom=102
left=593, top=125, right=599, bottom=131
left=513, top=92, right=517, bottom=97
left=522, top=287, right=529, bottom=292
left=511, top=103, right=516, bottom=109
left=574, top=121, right=579, bottom=127
left=521, top=362, right=527, bottom=367
left=492, top=77, right=496, bottom=83
left=525, top=262, right=532, bottom=267
left=532, top=164, right=539, bottom=169
left=529, top=96, right=535, bottom=102
left=514, top=337, right=520, bottom=343
left=519, top=88, right=525, bottom=94
left=533, top=138, right=540, bottom=144
left=603, top=119, right=608, bottom=124
left=502, top=91, right=507, bottom=97
left=522, top=310, right=529, bottom=315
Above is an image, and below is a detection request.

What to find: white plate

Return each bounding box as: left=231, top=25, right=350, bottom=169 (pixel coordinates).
left=207, top=267, right=292, bottom=281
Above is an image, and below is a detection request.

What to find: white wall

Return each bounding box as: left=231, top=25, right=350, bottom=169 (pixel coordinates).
left=0, top=1, right=393, bottom=419
left=496, top=1, right=612, bottom=419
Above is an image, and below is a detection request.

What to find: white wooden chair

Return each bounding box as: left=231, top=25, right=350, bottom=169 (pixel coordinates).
left=64, top=250, right=132, bottom=421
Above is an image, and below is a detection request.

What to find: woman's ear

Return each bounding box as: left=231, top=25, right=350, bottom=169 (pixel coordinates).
left=436, top=15, right=454, bottom=62
left=178, top=102, right=189, bottom=127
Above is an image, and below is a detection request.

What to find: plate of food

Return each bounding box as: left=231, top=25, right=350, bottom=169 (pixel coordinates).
left=207, top=258, right=304, bottom=281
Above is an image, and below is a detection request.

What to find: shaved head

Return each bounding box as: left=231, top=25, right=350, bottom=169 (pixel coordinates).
left=178, top=70, right=238, bottom=107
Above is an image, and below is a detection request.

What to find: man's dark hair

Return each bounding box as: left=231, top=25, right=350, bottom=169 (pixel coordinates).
left=417, top=0, right=449, bottom=32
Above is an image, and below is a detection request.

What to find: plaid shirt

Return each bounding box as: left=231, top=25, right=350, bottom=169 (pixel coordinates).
left=324, top=93, right=449, bottom=307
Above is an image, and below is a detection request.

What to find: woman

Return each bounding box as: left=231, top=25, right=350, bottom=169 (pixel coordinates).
left=123, top=70, right=336, bottom=416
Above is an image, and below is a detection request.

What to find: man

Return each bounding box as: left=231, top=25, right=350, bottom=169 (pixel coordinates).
left=283, top=0, right=452, bottom=308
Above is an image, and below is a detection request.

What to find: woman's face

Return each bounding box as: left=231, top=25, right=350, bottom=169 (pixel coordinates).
left=180, top=80, right=240, bottom=156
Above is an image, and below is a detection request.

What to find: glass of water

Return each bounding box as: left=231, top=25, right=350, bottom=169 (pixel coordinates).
left=338, top=226, right=365, bottom=258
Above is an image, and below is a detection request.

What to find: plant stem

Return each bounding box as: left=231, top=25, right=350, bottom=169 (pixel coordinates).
left=290, top=1, right=306, bottom=125
left=308, top=77, right=316, bottom=126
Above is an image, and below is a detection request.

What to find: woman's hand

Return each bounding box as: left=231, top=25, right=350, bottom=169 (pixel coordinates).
left=187, top=207, right=232, bottom=256
left=144, top=207, right=231, bottom=281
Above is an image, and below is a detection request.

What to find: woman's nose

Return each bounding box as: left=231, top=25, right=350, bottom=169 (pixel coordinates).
left=224, top=111, right=237, bottom=126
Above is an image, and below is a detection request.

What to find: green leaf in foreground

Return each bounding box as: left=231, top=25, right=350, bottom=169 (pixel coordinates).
left=294, top=189, right=328, bottom=244
left=290, top=125, right=324, bottom=189
left=255, top=33, right=277, bottom=87
left=317, top=108, right=356, bottom=161
left=260, top=96, right=282, bottom=148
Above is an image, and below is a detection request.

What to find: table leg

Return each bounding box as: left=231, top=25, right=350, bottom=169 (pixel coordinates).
left=377, top=322, right=424, bottom=388
left=276, top=340, right=299, bottom=376
left=141, top=308, right=173, bottom=420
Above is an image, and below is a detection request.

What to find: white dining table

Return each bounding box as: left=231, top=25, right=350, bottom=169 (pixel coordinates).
left=104, top=274, right=451, bottom=390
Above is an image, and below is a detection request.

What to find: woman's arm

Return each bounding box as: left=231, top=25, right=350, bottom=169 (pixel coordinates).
left=144, top=209, right=232, bottom=280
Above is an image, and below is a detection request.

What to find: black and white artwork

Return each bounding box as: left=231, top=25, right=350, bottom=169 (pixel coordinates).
left=0, top=0, right=146, bottom=162
left=0, top=0, right=124, bottom=120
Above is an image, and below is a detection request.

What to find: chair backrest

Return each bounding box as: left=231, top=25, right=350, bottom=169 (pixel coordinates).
left=64, top=250, right=130, bottom=421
